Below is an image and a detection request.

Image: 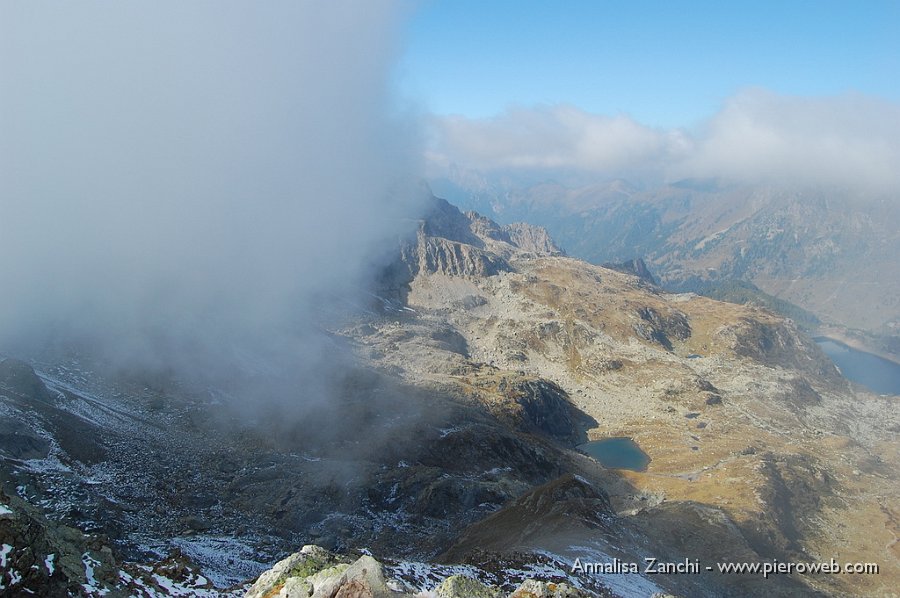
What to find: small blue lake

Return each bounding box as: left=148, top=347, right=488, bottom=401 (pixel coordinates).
left=578, top=437, right=650, bottom=472
left=816, top=339, right=900, bottom=396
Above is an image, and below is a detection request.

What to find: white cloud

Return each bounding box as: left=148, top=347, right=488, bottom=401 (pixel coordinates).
left=428, top=105, right=686, bottom=181
left=428, top=90, right=900, bottom=194
left=680, top=89, right=900, bottom=192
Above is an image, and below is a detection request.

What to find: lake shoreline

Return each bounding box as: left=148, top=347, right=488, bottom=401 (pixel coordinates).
left=815, top=337, right=900, bottom=395
left=812, top=328, right=900, bottom=367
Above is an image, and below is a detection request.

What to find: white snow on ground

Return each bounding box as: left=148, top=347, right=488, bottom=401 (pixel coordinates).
left=168, top=535, right=269, bottom=588
left=39, top=375, right=134, bottom=430
left=82, top=552, right=109, bottom=596
left=119, top=567, right=237, bottom=598
left=0, top=505, right=12, bottom=517
left=8, top=569, right=22, bottom=586
left=21, top=454, right=72, bottom=475
left=0, top=400, right=17, bottom=417
left=0, top=544, right=12, bottom=568
left=481, top=466, right=513, bottom=477
left=150, top=572, right=220, bottom=597
left=44, top=553, right=55, bottom=575
left=438, top=426, right=463, bottom=438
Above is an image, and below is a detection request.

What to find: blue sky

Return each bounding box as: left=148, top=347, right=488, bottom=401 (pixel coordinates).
left=400, top=0, right=900, bottom=128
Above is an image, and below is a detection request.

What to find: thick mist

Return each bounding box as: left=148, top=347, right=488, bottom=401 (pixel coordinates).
left=0, top=2, right=423, bottom=406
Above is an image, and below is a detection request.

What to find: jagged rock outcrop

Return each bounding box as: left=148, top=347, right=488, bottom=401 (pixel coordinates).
left=465, top=211, right=513, bottom=245
left=502, top=222, right=564, bottom=256
left=378, top=196, right=561, bottom=301
left=720, top=316, right=842, bottom=383
left=246, top=547, right=395, bottom=598
left=0, top=490, right=101, bottom=597
left=631, top=306, right=691, bottom=351
left=601, top=257, right=657, bottom=286
left=508, top=579, right=590, bottom=598
left=490, top=378, right=583, bottom=442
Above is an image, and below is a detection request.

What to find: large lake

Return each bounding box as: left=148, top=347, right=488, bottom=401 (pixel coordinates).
left=816, top=339, right=900, bottom=396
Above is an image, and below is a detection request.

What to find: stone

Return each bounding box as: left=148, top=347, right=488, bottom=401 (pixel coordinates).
left=434, top=574, right=500, bottom=598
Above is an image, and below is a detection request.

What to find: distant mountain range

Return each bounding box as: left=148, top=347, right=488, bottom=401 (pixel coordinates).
left=431, top=175, right=900, bottom=355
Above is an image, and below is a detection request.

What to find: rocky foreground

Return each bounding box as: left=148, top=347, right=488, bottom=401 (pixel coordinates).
left=245, top=544, right=596, bottom=598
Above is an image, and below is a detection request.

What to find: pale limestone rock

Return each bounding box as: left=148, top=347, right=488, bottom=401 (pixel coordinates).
left=434, top=574, right=500, bottom=598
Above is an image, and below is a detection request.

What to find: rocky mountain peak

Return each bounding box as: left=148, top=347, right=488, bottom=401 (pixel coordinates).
left=503, top=222, right=564, bottom=256
left=380, top=197, right=564, bottom=297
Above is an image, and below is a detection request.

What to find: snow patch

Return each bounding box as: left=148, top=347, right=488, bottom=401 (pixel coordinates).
left=8, top=569, right=22, bottom=586
left=123, top=565, right=241, bottom=597
left=168, top=535, right=268, bottom=588
left=82, top=552, right=109, bottom=596
left=438, top=426, right=463, bottom=438
left=20, top=454, right=72, bottom=474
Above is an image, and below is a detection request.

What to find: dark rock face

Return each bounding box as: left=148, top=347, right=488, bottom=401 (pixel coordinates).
left=513, top=473, right=613, bottom=516
left=0, top=358, right=52, bottom=402
left=423, top=197, right=488, bottom=248
left=728, top=317, right=841, bottom=384
left=704, top=394, right=723, bottom=406
left=0, top=421, right=51, bottom=460
left=602, top=257, right=658, bottom=286
left=632, top=306, right=692, bottom=351
left=742, top=453, right=834, bottom=560
left=505, top=380, right=578, bottom=441
left=0, top=491, right=117, bottom=596
left=439, top=474, right=615, bottom=564
left=0, top=360, right=108, bottom=465
left=422, top=425, right=563, bottom=485
left=781, top=377, right=822, bottom=407
left=634, top=500, right=817, bottom=598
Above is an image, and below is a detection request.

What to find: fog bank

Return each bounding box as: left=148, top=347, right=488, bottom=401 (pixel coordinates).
left=0, top=2, right=423, bottom=396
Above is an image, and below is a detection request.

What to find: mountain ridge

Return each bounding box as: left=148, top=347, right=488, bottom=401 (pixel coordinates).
left=431, top=176, right=900, bottom=357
